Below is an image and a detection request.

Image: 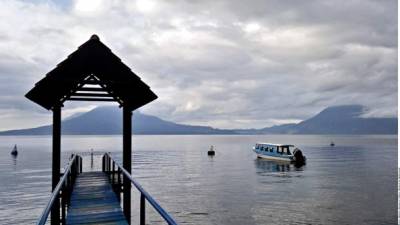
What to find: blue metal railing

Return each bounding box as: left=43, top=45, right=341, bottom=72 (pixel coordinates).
left=103, top=153, right=178, bottom=225
left=37, top=154, right=82, bottom=225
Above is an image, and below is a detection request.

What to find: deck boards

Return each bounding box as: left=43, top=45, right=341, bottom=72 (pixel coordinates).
left=66, top=172, right=128, bottom=225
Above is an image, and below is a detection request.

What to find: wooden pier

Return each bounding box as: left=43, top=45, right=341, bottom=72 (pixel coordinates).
left=26, top=35, right=177, bottom=225
left=36, top=153, right=178, bottom=225
left=66, top=172, right=128, bottom=225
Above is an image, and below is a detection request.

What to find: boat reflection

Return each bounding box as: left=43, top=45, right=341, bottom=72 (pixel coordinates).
left=254, top=158, right=305, bottom=173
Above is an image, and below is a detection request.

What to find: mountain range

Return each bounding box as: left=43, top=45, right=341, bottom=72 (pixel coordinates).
left=259, top=105, right=396, bottom=134
left=0, top=105, right=397, bottom=135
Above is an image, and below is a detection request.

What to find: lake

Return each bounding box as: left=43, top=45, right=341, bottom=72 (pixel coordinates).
left=0, top=135, right=397, bottom=224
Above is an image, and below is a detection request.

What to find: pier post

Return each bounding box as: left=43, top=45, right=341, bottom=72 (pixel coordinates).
left=51, top=105, right=61, bottom=225
left=123, top=107, right=132, bottom=224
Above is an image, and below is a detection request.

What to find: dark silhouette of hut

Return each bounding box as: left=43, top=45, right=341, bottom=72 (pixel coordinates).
left=25, top=34, right=157, bottom=224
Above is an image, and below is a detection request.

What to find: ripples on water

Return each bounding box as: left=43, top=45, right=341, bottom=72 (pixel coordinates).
left=0, top=135, right=397, bottom=224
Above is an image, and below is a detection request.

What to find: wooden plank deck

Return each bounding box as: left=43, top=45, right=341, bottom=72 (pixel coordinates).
left=66, top=172, right=128, bottom=225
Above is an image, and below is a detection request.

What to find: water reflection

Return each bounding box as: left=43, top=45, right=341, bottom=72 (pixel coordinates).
left=11, top=154, right=17, bottom=170
left=254, top=159, right=305, bottom=173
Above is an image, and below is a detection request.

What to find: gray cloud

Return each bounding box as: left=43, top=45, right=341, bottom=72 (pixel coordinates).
left=0, top=0, right=396, bottom=130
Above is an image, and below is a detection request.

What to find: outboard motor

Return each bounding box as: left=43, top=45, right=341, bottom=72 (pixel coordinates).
left=293, top=148, right=306, bottom=165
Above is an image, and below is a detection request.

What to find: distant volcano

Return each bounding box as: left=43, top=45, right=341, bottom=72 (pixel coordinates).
left=0, top=106, right=233, bottom=135
left=259, top=105, right=397, bottom=134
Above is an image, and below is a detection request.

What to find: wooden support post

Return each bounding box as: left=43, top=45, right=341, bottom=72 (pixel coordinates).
left=51, top=105, right=61, bottom=225
left=79, top=157, right=82, bottom=173
left=140, top=194, right=145, bottom=225
left=117, top=168, right=121, bottom=201
left=108, top=155, right=110, bottom=173
left=106, top=154, right=109, bottom=173
left=123, top=107, right=132, bottom=224
left=112, top=161, right=115, bottom=185
left=104, top=155, right=107, bottom=172
left=108, top=155, right=111, bottom=174
left=102, top=155, right=105, bottom=172
left=61, top=184, right=66, bottom=225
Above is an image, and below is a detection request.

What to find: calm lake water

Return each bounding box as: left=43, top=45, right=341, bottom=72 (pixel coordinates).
left=0, top=135, right=397, bottom=225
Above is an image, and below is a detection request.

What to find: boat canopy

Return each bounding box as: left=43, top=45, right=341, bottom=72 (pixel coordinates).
left=256, top=143, right=294, bottom=147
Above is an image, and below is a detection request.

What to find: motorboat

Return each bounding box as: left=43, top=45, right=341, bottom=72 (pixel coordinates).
left=252, top=143, right=306, bottom=164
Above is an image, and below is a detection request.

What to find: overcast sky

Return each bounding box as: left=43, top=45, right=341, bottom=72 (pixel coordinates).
left=0, top=0, right=397, bottom=130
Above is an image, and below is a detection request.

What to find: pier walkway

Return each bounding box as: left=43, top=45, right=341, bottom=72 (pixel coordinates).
left=66, top=172, right=128, bottom=225
left=36, top=153, right=178, bottom=225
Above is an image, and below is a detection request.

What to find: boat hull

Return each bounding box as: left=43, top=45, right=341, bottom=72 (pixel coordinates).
left=255, top=153, right=293, bottom=162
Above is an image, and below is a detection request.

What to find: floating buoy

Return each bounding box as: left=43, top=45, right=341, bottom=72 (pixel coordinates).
left=11, top=144, right=18, bottom=156
left=208, top=145, right=215, bottom=156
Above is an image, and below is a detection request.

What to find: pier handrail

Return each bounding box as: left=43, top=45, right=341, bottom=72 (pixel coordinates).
left=37, top=154, right=82, bottom=225
left=103, top=153, right=178, bottom=225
